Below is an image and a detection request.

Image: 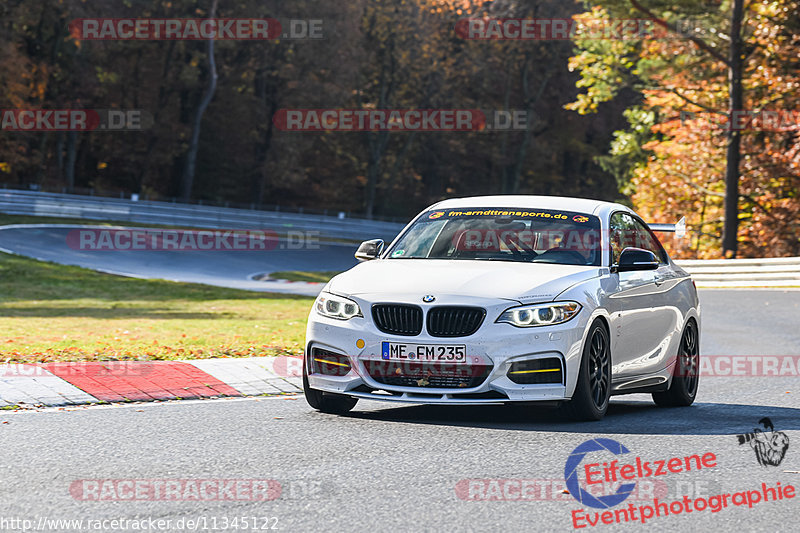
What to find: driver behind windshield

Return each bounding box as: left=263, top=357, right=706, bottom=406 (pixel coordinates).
left=388, top=208, right=601, bottom=266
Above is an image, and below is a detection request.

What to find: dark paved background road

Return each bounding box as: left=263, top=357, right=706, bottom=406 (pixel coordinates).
left=0, top=225, right=359, bottom=295
left=1, top=290, right=798, bottom=532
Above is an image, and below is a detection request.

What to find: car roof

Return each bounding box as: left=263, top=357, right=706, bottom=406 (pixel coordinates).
left=428, top=195, right=627, bottom=216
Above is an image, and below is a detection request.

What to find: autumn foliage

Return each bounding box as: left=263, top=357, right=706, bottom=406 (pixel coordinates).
left=0, top=1, right=797, bottom=257
left=568, top=1, right=800, bottom=258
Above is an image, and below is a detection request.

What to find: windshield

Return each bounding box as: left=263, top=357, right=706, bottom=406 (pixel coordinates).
left=387, top=208, right=602, bottom=266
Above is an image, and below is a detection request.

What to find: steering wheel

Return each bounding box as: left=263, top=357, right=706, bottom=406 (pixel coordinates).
left=501, top=232, right=538, bottom=261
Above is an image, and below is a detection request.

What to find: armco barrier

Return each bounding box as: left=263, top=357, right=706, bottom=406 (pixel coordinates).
left=0, top=189, right=405, bottom=243
left=675, top=257, right=800, bottom=288
left=1, top=189, right=796, bottom=287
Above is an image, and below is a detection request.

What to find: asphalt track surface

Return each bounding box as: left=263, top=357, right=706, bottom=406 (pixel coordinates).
left=1, top=290, right=798, bottom=532
left=0, top=225, right=359, bottom=295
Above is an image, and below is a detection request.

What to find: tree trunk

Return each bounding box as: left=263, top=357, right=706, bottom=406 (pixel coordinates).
left=64, top=131, right=77, bottom=191
left=136, top=40, right=177, bottom=193
left=55, top=132, right=64, bottom=182
left=363, top=30, right=396, bottom=218
left=722, top=0, right=744, bottom=258
left=250, top=69, right=278, bottom=205
left=510, top=61, right=550, bottom=194
left=365, top=130, right=389, bottom=218
left=180, top=0, right=219, bottom=202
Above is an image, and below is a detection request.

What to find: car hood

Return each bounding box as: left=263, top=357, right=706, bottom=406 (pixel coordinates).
left=327, top=259, right=600, bottom=303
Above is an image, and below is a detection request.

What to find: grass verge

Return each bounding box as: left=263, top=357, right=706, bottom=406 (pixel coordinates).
left=0, top=252, right=312, bottom=363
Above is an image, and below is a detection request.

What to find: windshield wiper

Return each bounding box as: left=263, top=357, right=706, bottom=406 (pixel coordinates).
left=470, top=257, right=524, bottom=262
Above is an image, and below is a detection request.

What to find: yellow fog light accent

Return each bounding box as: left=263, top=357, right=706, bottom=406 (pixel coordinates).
left=508, top=368, right=561, bottom=374
left=356, top=339, right=365, bottom=349
left=314, top=358, right=349, bottom=368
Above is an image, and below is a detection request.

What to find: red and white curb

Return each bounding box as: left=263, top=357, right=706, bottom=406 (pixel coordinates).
left=0, top=357, right=302, bottom=408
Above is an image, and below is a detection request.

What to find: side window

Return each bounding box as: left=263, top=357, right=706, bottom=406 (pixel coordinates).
left=609, top=212, right=635, bottom=265
left=609, top=212, right=667, bottom=265
left=631, top=218, right=667, bottom=263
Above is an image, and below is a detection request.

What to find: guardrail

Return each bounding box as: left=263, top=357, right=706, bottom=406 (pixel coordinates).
left=0, top=189, right=407, bottom=243
left=675, top=257, right=800, bottom=288
left=1, top=189, right=796, bottom=287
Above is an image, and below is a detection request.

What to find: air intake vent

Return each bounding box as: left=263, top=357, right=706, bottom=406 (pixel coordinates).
left=507, top=357, right=563, bottom=385
left=427, top=307, right=486, bottom=337
left=311, top=347, right=351, bottom=376
left=372, top=304, right=423, bottom=336
left=364, top=361, right=491, bottom=388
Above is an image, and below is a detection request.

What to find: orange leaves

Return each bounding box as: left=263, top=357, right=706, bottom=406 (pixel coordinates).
left=569, top=0, right=800, bottom=257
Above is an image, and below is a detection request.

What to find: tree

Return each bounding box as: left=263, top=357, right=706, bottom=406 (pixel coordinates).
left=567, top=0, right=800, bottom=257
left=180, top=0, right=218, bottom=201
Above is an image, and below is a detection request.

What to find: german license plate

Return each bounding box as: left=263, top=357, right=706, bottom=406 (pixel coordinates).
left=381, top=342, right=466, bottom=363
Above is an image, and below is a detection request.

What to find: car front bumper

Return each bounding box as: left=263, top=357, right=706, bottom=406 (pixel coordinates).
left=305, top=300, right=590, bottom=405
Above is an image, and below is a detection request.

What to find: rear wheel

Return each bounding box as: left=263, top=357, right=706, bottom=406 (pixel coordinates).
left=303, top=357, right=358, bottom=414
left=565, top=320, right=611, bottom=421
left=653, top=319, right=699, bottom=407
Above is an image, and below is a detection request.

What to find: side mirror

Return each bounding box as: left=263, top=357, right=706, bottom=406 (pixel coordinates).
left=615, top=247, right=659, bottom=273
left=355, top=239, right=385, bottom=261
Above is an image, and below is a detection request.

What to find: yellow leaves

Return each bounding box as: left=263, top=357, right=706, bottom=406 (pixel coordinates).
left=0, top=162, right=10, bottom=174
left=563, top=94, right=598, bottom=115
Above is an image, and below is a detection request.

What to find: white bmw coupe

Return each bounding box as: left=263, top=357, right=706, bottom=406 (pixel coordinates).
left=304, top=196, right=699, bottom=420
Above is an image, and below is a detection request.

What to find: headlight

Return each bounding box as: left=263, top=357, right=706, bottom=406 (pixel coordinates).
left=496, top=302, right=581, bottom=327
left=315, top=292, right=362, bottom=320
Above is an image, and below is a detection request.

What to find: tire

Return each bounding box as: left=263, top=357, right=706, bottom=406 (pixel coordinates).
left=653, top=319, right=699, bottom=407
left=565, top=320, right=611, bottom=421
left=303, top=357, right=358, bottom=414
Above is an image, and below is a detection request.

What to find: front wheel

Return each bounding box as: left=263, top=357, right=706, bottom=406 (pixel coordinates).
left=564, top=320, right=611, bottom=421
left=653, top=319, right=699, bottom=407
left=303, top=358, right=358, bottom=414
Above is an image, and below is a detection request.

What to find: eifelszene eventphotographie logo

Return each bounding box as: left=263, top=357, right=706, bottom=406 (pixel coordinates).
left=565, top=437, right=795, bottom=528
left=565, top=438, right=637, bottom=508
